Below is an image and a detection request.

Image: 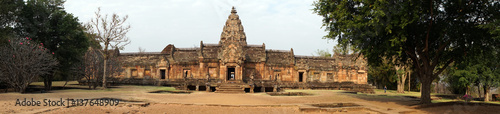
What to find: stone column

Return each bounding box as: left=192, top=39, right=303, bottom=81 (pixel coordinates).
left=183, top=84, right=188, bottom=90
left=273, top=84, right=277, bottom=92
left=206, top=85, right=211, bottom=92
left=250, top=85, right=254, bottom=93
left=195, top=84, right=199, bottom=91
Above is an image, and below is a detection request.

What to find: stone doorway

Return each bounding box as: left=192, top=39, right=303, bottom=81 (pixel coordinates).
left=299, top=72, right=304, bottom=82
left=160, top=69, right=166, bottom=79
left=227, top=67, right=235, bottom=80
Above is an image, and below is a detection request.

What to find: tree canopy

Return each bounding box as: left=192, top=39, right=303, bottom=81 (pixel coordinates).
left=314, top=0, right=500, bottom=104
left=0, top=0, right=89, bottom=90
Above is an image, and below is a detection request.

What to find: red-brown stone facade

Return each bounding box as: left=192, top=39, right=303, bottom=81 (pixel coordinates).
left=116, top=7, right=368, bottom=85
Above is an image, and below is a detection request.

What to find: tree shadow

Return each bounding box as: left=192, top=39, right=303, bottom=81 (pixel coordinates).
left=341, top=92, right=422, bottom=106
left=17, top=85, right=121, bottom=94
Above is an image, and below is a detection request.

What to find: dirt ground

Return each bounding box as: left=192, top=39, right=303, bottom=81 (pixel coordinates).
left=1, top=85, right=499, bottom=114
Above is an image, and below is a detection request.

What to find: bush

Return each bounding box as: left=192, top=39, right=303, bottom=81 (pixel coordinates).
left=0, top=37, right=58, bottom=92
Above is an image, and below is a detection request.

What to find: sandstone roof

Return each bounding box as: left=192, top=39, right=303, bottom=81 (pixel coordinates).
left=245, top=45, right=265, bottom=62
left=202, top=46, right=220, bottom=59
left=265, top=49, right=294, bottom=66
left=295, top=56, right=336, bottom=71
left=173, top=48, right=199, bottom=63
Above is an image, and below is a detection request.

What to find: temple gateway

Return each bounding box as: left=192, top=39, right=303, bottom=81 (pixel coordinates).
left=114, top=7, right=373, bottom=93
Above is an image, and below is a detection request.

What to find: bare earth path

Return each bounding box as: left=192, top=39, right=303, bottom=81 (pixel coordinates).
left=1, top=85, right=498, bottom=114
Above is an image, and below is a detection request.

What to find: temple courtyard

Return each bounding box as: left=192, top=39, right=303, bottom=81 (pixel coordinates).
left=0, top=81, right=499, bottom=114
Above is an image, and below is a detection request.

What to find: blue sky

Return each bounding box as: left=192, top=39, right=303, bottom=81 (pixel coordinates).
left=64, top=0, right=336, bottom=55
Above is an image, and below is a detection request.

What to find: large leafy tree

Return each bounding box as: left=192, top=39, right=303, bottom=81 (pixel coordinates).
left=0, top=0, right=24, bottom=45
left=446, top=63, right=478, bottom=95
left=451, top=47, right=500, bottom=101
left=16, top=0, right=89, bottom=90
left=368, top=59, right=397, bottom=89
left=314, top=0, right=499, bottom=104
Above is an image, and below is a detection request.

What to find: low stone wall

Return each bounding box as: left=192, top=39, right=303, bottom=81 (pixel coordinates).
left=78, top=79, right=375, bottom=94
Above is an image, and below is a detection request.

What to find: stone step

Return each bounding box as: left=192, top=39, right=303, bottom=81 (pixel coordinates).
left=217, top=87, right=242, bottom=89
left=218, top=87, right=242, bottom=89
left=215, top=89, right=244, bottom=91
left=215, top=90, right=245, bottom=93
left=219, top=85, right=241, bottom=87
left=219, top=86, right=239, bottom=87
left=215, top=83, right=246, bottom=94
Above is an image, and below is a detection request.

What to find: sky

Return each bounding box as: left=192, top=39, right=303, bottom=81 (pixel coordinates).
left=64, top=0, right=336, bottom=56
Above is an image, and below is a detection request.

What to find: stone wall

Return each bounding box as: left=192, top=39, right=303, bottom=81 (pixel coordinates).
left=112, top=7, right=368, bottom=85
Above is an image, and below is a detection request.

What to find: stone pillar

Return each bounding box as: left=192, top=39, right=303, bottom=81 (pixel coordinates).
left=206, top=85, right=211, bottom=92
left=195, top=85, right=199, bottom=91
left=273, top=85, right=277, bottom=92
left=183, top=84, right=188, bottom=90
left=261, top=86, right=266, bottom=92
left=250, top=85, right=254, bottom=93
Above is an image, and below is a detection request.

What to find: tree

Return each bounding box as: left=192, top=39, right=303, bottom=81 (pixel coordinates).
left=477, top=63, right=499, bottom=101
left=455, top=48, right=500, bottom=101
left=477, top=11, right=500, bottom=102
left=0, top=0, right=23, bottom=45
left=85, top=48, right=103, bottom=89
left=15, top=0, right=89, bottom=91
left=393, top=59, right=412, bottom=93
left=333, top=43, right=358, bottom=56
left=0, top=37, right=58, bottom=92
left=447, top=64, right=478, bottom=95
left=314, top=0, right=500, bottom=104
left=313, top=49, right=332, bottom=57
left=139, top=47, right=146, bottom=54
left=85, top=7, right=130, bottom=89
left=368, top=57, right=397, bottom=89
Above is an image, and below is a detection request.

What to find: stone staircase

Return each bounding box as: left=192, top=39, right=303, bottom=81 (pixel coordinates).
left=215, top=81, right=245, bottom=94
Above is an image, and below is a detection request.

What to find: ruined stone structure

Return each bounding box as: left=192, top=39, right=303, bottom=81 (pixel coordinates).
left=113, top=7, right=372, bottom=93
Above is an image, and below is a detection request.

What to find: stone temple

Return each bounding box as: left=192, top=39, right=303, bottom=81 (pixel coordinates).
left=113, top=7, right=373, bottom=93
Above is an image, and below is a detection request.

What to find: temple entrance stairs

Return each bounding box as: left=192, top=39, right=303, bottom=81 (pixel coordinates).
left=215, top=81, right=245, bottom=93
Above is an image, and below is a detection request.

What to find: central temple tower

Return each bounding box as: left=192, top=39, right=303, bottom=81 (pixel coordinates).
left=218, top=7, right=247, bottom=81
left=219, top=7, right=247, bottom=45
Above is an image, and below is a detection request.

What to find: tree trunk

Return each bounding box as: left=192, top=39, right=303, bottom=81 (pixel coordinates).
left=19, top=87, right=25, bottom=93
left=88, top=79, right=92, bottom=89
left=102, top=59, right=107, bottom=89
left=477, top=85, right=481, bottom=98
left=43, top=75, right=52, bottom=91
left=420, top=79, right=432, bottom=104
left=43, top=78, right=48, bottom=90
left=466, top=86, right=469, bottom=95
left=484, top=86, right=490, bottom=102
left=401, top=73, right=406, bottom=93
left=62, top=81, right=68, bottom=89
left=408, top=71, right=411, bottom=92
left=397, top=74, right=402, bottom=92
left=93, top=73, right=98, bottom=90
